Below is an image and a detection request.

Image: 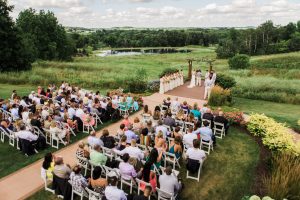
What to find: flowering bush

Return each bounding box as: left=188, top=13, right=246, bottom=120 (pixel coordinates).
left=133, top=95, right=144, bottom=107
left=208, top=85, right=232, bottom=106
left=247, top=114, right=299, bottom=155
left=223, top=111, right=244, bottom=125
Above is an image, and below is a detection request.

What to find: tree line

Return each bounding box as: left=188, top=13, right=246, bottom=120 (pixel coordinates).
left=1, top=0, right=300, bottom=72
left=0, top=0, right=75, bottom=72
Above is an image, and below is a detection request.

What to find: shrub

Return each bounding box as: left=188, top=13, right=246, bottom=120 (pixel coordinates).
left=159, top=68, right=178, bottom=78
left=247, top=114, right=299, bottom=154
left=147, top=80, right=160, bottom=92
left=215, top=73, right=236, bottom=89
left=228, top=54, right=250, bottom=69
left=262, top=153, right=300, bottom=200
left=223, top=111, right=244, bottom=125
left=208, top=85, right=232, bottom=106
left=126, top=68, right=148, bottom=93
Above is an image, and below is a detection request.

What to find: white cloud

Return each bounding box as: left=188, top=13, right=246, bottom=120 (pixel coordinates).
left=7, top=0, right=300, bottom=28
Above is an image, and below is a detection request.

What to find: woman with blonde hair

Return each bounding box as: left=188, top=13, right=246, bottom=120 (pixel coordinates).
left=176, top=109, right=185, bottom=121
left=132, top=117, right=143, bottom=133
left=155, top=131, right=167, bottom=152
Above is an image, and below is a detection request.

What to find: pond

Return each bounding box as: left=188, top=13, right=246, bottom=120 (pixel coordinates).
left=96, top=48, right=191, bottom=57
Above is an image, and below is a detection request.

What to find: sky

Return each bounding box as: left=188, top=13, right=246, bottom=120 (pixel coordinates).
left=8, top=0, right=300, bottom=28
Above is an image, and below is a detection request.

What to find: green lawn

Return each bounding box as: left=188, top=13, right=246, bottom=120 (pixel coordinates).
left=28, top=127, right=259, bottom=200
left=233, top=97, right=300, bottom=131
left=0, top=84, right=36, bottom=99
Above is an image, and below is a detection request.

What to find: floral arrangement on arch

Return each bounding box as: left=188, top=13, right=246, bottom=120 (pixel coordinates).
left=223, top=111, right=245, bottom=125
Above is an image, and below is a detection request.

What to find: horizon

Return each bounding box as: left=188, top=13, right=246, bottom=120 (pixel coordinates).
left=8, top=0, right=300, bottom=28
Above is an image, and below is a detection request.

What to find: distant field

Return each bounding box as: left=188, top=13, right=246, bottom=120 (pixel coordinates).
left=0, top=47, right=299, bottom=105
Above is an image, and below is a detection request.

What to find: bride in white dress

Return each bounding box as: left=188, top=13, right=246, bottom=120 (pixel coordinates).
left=187, top=70, right=196, bottom=88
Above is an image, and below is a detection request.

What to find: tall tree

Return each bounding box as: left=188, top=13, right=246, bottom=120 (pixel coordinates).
left=0, top=0, right=34, bottom=71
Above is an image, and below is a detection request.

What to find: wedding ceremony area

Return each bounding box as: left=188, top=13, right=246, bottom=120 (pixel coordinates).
left=1, top=0, right=300, bottom=200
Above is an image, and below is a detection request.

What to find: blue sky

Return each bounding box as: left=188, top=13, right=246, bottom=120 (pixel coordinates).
left=9, top=0, right=300, bottom=28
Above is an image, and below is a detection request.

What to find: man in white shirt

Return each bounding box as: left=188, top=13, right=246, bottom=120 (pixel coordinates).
left=105, top=174, right=127, bottom=200
left=114, top=139, right=144, bottom=160
left=75, top=105, right=84, bottom=118
left=15, top=125, right=38, bottom=142
left=159, top=166, right=182, bottom=197
left=186, top=139, right=206, bottom=162
left=41, top=107, right=49, bottom=120
left=155, top=120, right=168, bottom=139
left=87, top=131, right=104, bottom=148
left=183, top=127, right=197, bottom=149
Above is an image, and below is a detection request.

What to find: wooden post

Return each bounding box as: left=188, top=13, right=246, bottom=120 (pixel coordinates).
left=187, top=59, right=193, bottom=80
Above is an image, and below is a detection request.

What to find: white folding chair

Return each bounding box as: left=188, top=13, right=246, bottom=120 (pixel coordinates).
left=85, top=187, right=102, bottom=200
left=83, top=122, right=95, bottom=134
left=76, top=155, right=90, bottom=176
left=185, top=122, right=195, bottom=133
left=50, top=130, right=66, bottom=149
left=120, top=174, right=135, bottom=194
left=43, top=128, right=52, bottom=145
left=200, top=138, right=214, bottom=155
left=91, top=112, right=103, bottom=127
left=163, top=152, right=181, bottom=169
left=101, top=146, right=114, bottom=161
left=159, top=166, right=180, bottom=177
left=136, top=178, right=151, bottom=200
left=156, top=187, right=177, bottom=200
left=186, top=159, right=204, bottom=182
left=69, top=180, right=88, bottom=200
left=89, top=162, right=106, bottom=178
left=118, top=104, right=129, bottom=116
left=41, top=168, right=55, bottom=194
left=213, top=122, right=225, bottom=139
left=142, top=114, right=151, bottom=123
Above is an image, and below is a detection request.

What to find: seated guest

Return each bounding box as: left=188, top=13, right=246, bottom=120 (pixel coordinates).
left=159, top=166, right=182, bottom=197
left=202, top=108, right=214, bottom=128
left=163, top=113, right=176, bottom=129
left=214, top=111, right=229, bottom=134
left=30, top=113, right=42, bottom=130
left=145, top=120, right=155, bottom=134
left=200, top=103, right=209, bottom=116
left=141, top=160, right=157, bottom=192
left=172, top=126, right=183, bottom=139
left=175, top=109, right=185, bottom=121
left=44, top=116, right=52, bottom=129
left=155, top=131, right=167, bottom=151
left=90, top=144, right=107, bottom=166
left=190, top=103, right=201, bottom=120
left=163, top=97, right=171, bottom=108
left=119, top=153, right=137, bottom=180
left=198, top=121, right=215, bottom=145
left=133, top=185, right=152, bottom=200
left=125, top=125, right=138, bottom=144
left=88, top=131, right=104, bottom=148
left=187, top=112, right=195, bottom=123
left=114, top=139, right=144, bottom=161
left=169, top=136, right=182, bottom=159
left=170, top=97, right=181, bottom=113
left=146, top=148, right=163, bottom=171
left=105, top=172, right=127, bottom=200
left=142, top=105, right=152, bottom=116
left=76, top=141, right=89, bottom=163
left=155, top=120, right=168, bottom=139
left=132, top=117, right=143, bottom=133
left=117, top=124, right=126, bottom=138
left=183, top=127, right=198, bottom=149
left=152, top=110, right=161, bottom=121
left=69, top=165, right=88, bottom=192
left=181, top=101, right=189, bottom=113
left=100, top=129, right=116, bottom=149
left=53, top=156, right=71, bottom=179
left=50, top=121, right=70, bottom=144
left=186, top=139, right=206, bottom=163
left=89, top=166, right=108, bottom=193
left=10, top=104, right=19, bottom=120
left=122, top=115, right=132, bottom=128
left=117, top=135, right=127, bottom=151
left=140, top=128, right=151, bottom=147
left=42, top=152, right=55, bottom=179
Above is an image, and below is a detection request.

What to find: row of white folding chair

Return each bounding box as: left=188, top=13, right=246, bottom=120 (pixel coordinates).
left=163, top=151, right=181, bottom=170
left=56, top=121, right=76, bottom=137
left=186, top=159, right=204, bottom=182
left=0, top=127, right=19, bottom=149
left=0, top=108, right=13, bottom=121
left=69, top=180, right=89, bottom=200
left=213, top=122, right=225, bottom=139
left=83, top=122, right=95, bottom=134
left=43, top=128, right=66, bottom=149
left=156, top=187, right=177, bottom=200
left=200, top=138, right=214, bottom=155
left=91, top=112, right=103, bottom=127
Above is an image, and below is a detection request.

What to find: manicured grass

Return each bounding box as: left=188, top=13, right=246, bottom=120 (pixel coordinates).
left=233, top=97, right=300, bottom=131
left=0, top=84, right=36, bottom=99
left=27, top=127, right=259, bottom=200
